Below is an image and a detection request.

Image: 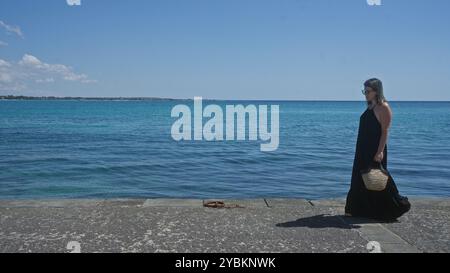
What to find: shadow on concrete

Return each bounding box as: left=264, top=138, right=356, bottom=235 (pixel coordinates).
left=276, top=214, right=397, bottom=229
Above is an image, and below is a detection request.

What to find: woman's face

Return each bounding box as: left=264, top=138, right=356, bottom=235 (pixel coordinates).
left=363, top=87, right=377, bottom=102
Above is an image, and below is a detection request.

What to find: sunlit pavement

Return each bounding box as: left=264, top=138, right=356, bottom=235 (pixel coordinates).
left=0, top=198, right=448, bottom=253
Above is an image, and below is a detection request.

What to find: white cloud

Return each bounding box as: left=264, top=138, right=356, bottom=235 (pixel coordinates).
left=0, top=40, right=8, bottom=47
left=0, top=59, right=13, bottom=87
left=0, top=20, right=24, bottom=38
left=19, top=54, right=41, bottom=66
left=18, top=54, right=97, bottom=84
left=0, top=54, right=96, bottom=92
left=0, top=67, right=25, bottom=91
left=0, top=59, right=11, bottom=67
left=0, top=72, right=12, bottom=83
left=67, top=0, right=81, bottom=6
left=35, top=78, right=55, bottom=83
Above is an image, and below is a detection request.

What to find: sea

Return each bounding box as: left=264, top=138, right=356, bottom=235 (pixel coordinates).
left=0, top=100, right=449, bottom=199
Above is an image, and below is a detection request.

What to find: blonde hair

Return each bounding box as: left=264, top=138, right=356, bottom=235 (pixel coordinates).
left=364, top=78, right=387, bottom=106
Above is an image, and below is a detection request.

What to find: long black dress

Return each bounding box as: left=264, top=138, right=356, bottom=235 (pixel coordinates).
left=345, top=106, right=410, bottom=220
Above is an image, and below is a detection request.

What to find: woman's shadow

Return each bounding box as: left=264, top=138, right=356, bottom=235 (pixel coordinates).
left=276, top=214, right=398, bottom=229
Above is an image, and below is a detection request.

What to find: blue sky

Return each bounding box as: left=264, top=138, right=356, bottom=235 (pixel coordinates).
left=0, top=0, right=449, bottom=100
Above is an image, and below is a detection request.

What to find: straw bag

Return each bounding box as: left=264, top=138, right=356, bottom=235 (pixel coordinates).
left=360, top=161, right=390, bottom=191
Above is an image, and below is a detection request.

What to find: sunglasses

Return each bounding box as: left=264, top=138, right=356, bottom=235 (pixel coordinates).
left=361, top=89, right=375, bottom=95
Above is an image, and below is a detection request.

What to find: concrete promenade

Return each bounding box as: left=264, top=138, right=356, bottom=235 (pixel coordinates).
left=0, top=198, right=449, bottom=253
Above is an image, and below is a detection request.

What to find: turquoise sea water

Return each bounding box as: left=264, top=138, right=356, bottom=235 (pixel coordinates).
left=0, top=100, right=449, bottom=199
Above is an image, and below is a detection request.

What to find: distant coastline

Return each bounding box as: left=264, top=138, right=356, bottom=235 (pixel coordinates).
left=0, top=95, right=177, bottom=101
left=0, top=95, right=448, bottom=102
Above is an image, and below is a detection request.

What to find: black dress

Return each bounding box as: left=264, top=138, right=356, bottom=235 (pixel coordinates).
left=345, top=105, right=410, bottom=220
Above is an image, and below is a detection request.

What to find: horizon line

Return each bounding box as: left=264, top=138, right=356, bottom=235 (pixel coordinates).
left=0, top=95, right=449, bottom=102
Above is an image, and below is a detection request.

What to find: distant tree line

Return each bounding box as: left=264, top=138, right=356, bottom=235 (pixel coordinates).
left=0, top=95, right=177, bottom=101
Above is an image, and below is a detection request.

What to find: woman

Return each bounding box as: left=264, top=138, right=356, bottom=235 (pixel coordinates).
left=344, top=78, right=410, bottom=221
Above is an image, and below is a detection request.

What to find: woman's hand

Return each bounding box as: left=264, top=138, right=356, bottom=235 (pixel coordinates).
left=373, top=151, right=384, bottom=162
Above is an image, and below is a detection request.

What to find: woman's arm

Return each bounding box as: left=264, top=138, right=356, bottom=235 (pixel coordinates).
left=374, top=103, right=392, bottom=162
